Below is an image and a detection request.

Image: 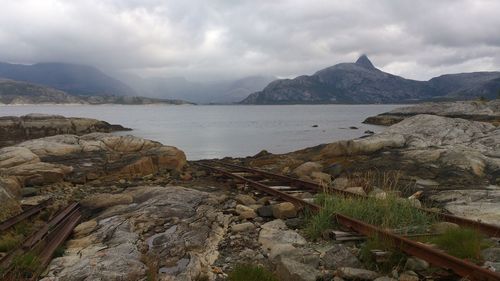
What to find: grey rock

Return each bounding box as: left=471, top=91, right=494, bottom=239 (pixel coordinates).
left=257, top=205, right=274, bottom=217
left=337, top=267, right=380, bottom=280
left=21, top=187, right=38, bottom=197
left=275, top=256, right=320, bottom=281
left=404, top=257, right=429, bottom=272
left=322, top=244, right=361, bottom=270
left=481, top=248, right=500, bottom=262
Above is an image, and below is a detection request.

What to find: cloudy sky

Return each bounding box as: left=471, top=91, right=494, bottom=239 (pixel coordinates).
left=0, top=0, right=499, bottom=81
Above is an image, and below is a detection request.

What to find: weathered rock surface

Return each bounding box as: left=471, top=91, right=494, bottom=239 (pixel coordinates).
left=0, top=114, right=130, bottom=147
left=252, top=114, right=500, bottom=224
left=0, top=133, right=186, bottom=215
left=41, top=185, right=229, bottom=281
left=364, top=100, right=500, bottom=126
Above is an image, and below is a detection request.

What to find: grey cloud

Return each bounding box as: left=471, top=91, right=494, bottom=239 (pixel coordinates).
left=0, top=0, right=498, bottom=81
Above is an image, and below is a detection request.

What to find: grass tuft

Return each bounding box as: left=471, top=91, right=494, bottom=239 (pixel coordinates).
left=11, top=252, right=41, bottom=278
left=228, top=264, right=278, bottom=281
left=305, top=193, right=436, bottom=240
left=430, top=228, right=490, bottom=262
left=0, top=234, right=21, bottom=252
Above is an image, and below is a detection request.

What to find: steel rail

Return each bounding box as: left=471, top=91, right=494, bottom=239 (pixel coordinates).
left=0, top=198, right=52, bottom=232
left=210, top=160, right=500, bottom=237
left=196, top=161, right=500, bottom=281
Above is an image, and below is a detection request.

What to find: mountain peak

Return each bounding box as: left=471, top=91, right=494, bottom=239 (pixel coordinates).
left=355, top=54, right=376, bottom=70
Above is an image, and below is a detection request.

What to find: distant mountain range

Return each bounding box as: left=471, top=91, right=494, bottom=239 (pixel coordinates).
left=0, top=62, right=136, bottom=96
left=123, top=74, right=276, bottom=104
left=241, top=55, right=500, bottom=104
left=0, top=79, right=191, bottom=105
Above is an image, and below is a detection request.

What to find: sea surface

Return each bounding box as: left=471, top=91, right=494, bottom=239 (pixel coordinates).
left=0, top=104, right=402, bottom=160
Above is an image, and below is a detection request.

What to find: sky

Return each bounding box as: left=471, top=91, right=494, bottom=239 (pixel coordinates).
left=0, top=0, right=499, bottom=82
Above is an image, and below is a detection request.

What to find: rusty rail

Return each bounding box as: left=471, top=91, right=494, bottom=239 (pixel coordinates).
left=196, top=161, right=500, bottom=281
left=0, top=202, right=81, bottom=280
left=210, top=160, right=500, bottom=237
left=0, top=199, right=52, bottom=232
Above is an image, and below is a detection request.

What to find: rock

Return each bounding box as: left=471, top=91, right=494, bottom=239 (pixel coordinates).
left=42, top=186, right=229, bottom=281
left=293, top=162, right=323, bottom=178
left=398, top=271, right=419, bottom=281
left=430, top=222, right=459, bottom=234
left=322, top=244, right=361, bottom=270
left=0, top=114, right=130, bottom=147
left=73, top=220, right=98, bottom=238
left=285, top=218, right=305, bottom=229
left=235, top=204, right=257, bottom=219
left=235, top=194, right=257, bottom=206
left=325, top=163, right=343, bottom=177
left=374, top=277, right=397, bottom=281
left=404, top=257, right=429, bottom=272
left=80, top=193, right=133, bottom=210
left=275, top=256, right=320, bottom=281
left=0, top=133, right=186, bottom=192
left=337, top=267, right=380, bottom=280
left=333, top=177, right=350, bottom=189
left=269, top=243, right=297, bottom=259
left=344, top=187, right=367, bottom=196
left=484, top=261, right=500, bottom=272
left=21, top=187, right=38, bottom=197
left=231, top=222, right=255, bottom=233
left=272, top=202, right=298, bottom=219
left=363, top=100, right=500, bottom=126
left=349, top=126, right=358, bottom=130
left=257, top=205, right=274, bottom=217
left=311, top=171, right=332, bottom=184
left=259, top=220, right=306, bottom=252
left=481, top=248, right=500, bottom=262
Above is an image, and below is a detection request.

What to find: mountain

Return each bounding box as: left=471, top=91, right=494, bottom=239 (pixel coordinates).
left=0, top=79, right=84, bottom=104
left=0, top=62, right=136, bottom=96
left=123, top=74, right=276, bottom=104
left=0, top=79, right=192, bottom=105
left=241, top=55, right=500, bottom=104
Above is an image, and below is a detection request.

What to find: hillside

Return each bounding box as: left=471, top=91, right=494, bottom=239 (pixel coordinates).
left=0, top=62, right=136, bottom=96
left=0, top=79, right=192, bottom=105
left=0, top=79, right=84, bottom=104
left=241, top=55, right=500, bottom=104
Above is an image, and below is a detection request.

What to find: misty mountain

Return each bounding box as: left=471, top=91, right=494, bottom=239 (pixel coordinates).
left=124, top=74, right=276, bottom=104
left=0, top=79, right=83, bottom=104
left=0, top=79, right=192, bottom=105
left=241, top=55, right=500, bottom=104
left=0, top=62, right=136, bottom=96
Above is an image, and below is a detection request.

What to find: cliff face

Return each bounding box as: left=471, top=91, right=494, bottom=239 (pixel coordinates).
left=0, top=114, right=130, bottom=147
left=241, top=55, right=500, bottom=104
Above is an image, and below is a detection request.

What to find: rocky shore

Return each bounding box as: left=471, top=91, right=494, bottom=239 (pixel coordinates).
left=1, top=110, right=499, bottom=281
left=363, top=99, right=500, bottom=126
left=0, top=114, right=131, bottom=147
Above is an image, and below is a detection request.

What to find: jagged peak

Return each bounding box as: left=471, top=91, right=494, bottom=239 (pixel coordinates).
left=355, top=54, right=376, bottom=70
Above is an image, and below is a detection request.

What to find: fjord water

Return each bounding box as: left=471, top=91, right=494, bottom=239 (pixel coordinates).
left=0, top=104, right=401, bottom=160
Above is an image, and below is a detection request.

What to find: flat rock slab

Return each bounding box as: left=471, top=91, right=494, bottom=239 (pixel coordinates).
left=41, top=185, right=229, bottom=281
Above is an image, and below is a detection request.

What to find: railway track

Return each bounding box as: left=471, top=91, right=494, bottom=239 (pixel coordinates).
left=0, top=199, right=52, bottom=232
left=195, top=160, right=500, bottom=281
left=0, top=202, right=81, bottom=280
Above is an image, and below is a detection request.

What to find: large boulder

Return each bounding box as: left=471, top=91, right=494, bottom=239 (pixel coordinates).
left=0, top=114, right=130, bottom=147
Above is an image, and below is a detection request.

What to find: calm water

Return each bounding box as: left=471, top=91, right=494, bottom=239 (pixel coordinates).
left=0, top=104, right=401, bottom=160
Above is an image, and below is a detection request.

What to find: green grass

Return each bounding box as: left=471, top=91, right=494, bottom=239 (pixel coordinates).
left=430, top=228, right=490, bottom=262
left=228, top=264, right=278, bottom=281
left=0, top=234, right=21, bottom=252
left=305, top=193, right=436, bottom=240
left=11, top=252, right=41, bottom=277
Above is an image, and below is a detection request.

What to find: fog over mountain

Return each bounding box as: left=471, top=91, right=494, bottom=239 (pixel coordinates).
left=0, top=1, right=499, bottom=83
